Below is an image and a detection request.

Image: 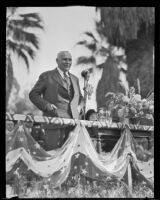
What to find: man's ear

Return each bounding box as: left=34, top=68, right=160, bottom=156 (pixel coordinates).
left=56, top=58, right=58, bottom=64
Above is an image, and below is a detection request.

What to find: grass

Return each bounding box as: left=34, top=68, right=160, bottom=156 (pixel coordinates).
left=6, top=172, right=154, bottom=198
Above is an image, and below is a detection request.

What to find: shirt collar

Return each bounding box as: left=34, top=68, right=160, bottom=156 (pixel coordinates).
left=57, top=67, right=69, bottom=79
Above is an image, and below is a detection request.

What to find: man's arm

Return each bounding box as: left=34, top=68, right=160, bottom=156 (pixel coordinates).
left=29, top=73, right=53, bottom=112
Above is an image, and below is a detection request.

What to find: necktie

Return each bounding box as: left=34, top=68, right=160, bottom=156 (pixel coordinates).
left=64, top=72, right=71, bottom=96
left=64, top=72, right=70, bottom=85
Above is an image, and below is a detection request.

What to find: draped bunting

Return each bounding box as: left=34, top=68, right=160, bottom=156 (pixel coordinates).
left=6, top=121, right=154, bottom=198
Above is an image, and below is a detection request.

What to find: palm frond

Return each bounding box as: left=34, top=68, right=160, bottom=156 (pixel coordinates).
left=76, top=56, right=96, bottom=65
left=19, top=44, right=36, bottom=60
left=10, top=47, right=29, bottom=69
left=7, top=40, right=31, bottom=70
left=84, top=31, right=98, bottom=43
left=97, top=62, right=105, bottom=69
left=20, top=13, right=43, bottom=22
left=10, top=18, right=44, bottom=30
left=76, top=40, right=97, bottom=52
left=7, top=40, right=36, bottom=60
left=76, top=40, right=87, bottom=45
left=6, top=8, right=44, bottom=106
left=85, top=43, right=97, bottom=52
left=8, top=25, right=40, bottom=49
left=96, top=7, right=155, bottom=47
left=17, top=49, right=30, bottom=69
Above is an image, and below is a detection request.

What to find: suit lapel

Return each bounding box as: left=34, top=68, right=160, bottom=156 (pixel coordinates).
left=52, top=69, right=77, bottom=93
left=69, top=73, right=77, bottom=94
left=52, top=68, right=68, bottom=90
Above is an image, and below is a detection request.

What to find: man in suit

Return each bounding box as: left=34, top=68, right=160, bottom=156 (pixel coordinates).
left=29, top=51, right=84, bottom=150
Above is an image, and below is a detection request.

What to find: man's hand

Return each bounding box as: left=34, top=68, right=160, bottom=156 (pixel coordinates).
left=46, top=103, right=57, bottom=112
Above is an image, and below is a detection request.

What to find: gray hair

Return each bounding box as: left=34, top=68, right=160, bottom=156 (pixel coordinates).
left=56, top=51, right=71, bottom=59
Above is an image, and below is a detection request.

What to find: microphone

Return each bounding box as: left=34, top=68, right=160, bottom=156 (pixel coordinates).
left=81, top=69, right=90, bottom=80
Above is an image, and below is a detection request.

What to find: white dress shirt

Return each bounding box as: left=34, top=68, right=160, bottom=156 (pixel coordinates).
left=57, top=67, right=69, bottom=79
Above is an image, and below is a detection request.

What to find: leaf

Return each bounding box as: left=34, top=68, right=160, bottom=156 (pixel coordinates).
left=118, top=108, right=125, bottom=118
left=84, top=31, right=98, bottom=43
left=20, top=13, right=42, bottom=22
left=76, top=40, right=87, bottom=45
left=85, top=43, right=97, bottom=52
left=105, top=92, right=115, bottom=98
left=11, top=18, right=44, bottom=30
left=10, top=27, right=40, bottom=49
left=76, top=56, right=96, bottom=65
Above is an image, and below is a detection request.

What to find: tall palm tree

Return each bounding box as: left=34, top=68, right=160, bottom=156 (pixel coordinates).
left=96, top=7, right=154, bottom=98
left=76, top=7, right=154, bottom=108
left=97, top=7, right=154, bottom=48
left=6, top=7, right=44, bottom=106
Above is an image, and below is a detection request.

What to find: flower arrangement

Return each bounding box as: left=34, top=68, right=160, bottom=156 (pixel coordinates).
left=105, top=87, right=154, bottom=125
left=85, top=84, right=94, bottom=100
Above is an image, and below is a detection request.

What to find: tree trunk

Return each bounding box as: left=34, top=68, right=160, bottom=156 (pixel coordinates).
left=126, top=39, right=154, bottom=98
left=96, top=56, right=126, bottom=108
left=6, top=54, right=14, bottom=108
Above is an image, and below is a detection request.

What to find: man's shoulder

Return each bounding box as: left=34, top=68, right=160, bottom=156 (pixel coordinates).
left=40, top=68, right=57, bottom=77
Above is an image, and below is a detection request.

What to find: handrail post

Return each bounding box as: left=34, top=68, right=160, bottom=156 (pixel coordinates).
left=97, top=132, right=101, bottom=153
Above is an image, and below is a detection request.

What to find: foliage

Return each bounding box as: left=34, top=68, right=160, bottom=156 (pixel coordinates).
left=105, top=87, right=154, bottom=124
left=76, top=7, right=154, bottom=107
left=6, top=171, right=154, bottom=198
left=6, top=7, right=44, bottom=106
left=76, top=28, right=126, bottom=108
left=76, top=27, right=125, bottom=66
left=6, top=7, right=44, bottom=68
left=7, top=89, right=41, bottom=115
left=97, top=7, right=154, bottom=98
left=97, top=7, right=154, bottom=48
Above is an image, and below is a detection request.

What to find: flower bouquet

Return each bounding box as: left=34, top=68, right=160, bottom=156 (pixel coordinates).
left=105, top=87, right=154, bottom=125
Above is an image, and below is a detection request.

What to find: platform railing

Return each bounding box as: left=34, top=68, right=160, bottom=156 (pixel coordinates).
left=6, top=112, right=154, bottom=131
left=6, top=112, right=154, bottom=153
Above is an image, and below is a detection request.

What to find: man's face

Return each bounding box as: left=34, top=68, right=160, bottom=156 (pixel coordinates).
left=56, top=52, right=72, bottom=72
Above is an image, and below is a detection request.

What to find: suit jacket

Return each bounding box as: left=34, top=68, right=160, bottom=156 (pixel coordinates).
left=29, top=68, right=84, bottom=119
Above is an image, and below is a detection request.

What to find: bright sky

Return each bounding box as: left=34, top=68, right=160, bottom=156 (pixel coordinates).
left=13, top=6, right=96, bottom=95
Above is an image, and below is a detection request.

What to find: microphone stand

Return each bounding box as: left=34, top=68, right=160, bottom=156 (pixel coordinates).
left=83, top=73, right=90, bottom=120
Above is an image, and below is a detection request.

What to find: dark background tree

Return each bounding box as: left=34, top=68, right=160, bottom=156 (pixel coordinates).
left=96, top=55, right=126, bottom=107
left=97, top=7, right=154, bottom=98
left=76, top=7, right=154, bottom=108
left=6, top=7, right=44, bottom=107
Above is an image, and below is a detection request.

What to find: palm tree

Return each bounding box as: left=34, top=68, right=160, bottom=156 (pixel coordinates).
left=96, top=7, right=154, bottom=98
left=97, top=7, right=154, bottom=48
left=76, top=25, right=126, bottom=108
left=6, top=7, right=44, bottom=106
left=76, top=7, right=154, bottom=108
